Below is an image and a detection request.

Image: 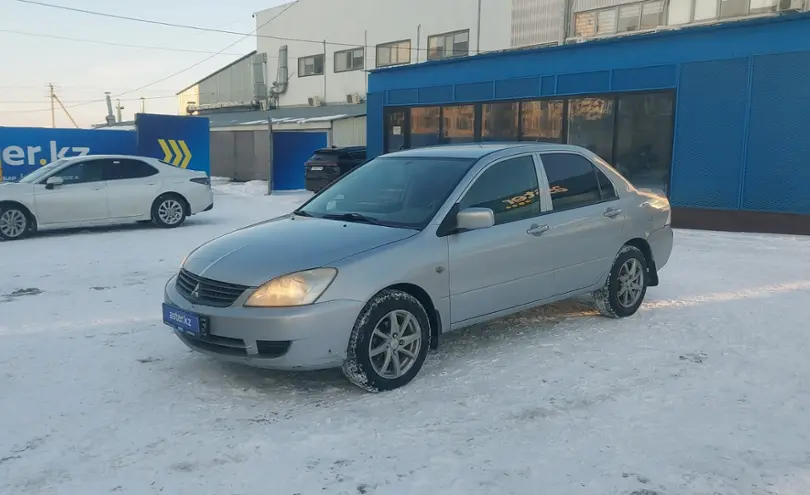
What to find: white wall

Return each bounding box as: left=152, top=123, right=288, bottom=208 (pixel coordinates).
left=255, top=0, right=513, bottom=107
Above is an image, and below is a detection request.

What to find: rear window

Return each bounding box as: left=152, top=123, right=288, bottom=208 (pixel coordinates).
left=308, top=150, right=341, bottom=163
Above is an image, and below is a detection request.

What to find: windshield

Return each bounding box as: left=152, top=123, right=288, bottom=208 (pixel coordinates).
left=18, top=160, right=68, bottom=183
left=298, top=156, right=476, bottom=229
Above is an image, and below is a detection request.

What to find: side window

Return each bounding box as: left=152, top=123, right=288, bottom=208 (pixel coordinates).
left=595, top=167, right=617, bottom=200
left=48, top=160, right=104, bottom=185
left=104, top=159, right=158, bottom=181
left=459, top=155, right=540, bottom=225
left=541, top=153, right=603, bottom=211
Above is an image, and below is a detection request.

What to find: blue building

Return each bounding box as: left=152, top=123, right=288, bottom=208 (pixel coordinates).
left=365, top=13, right=810, bottom=235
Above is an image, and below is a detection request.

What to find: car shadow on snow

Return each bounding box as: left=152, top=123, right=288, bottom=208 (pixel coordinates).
left=178, top=298, right=601, bottom=395
left=19, top=217, right=224, bottom=241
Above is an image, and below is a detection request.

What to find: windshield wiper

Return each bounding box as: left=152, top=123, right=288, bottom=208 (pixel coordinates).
left=292, top=210, right=313, bottom=217
left=321, top=212, right=382, bottom=225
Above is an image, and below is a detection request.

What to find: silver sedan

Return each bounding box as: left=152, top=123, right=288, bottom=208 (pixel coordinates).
left=162, top=143, right=673, bottom=392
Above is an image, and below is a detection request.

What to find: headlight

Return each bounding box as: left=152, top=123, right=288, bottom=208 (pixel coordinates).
left=244, top=268, right=337, bottom=307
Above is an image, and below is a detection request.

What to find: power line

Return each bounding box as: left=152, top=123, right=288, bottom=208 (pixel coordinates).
left=14, top=0, right=433, bottom=52
left=0, top=95, right=179, bottom=105
left=111, top=1, right=298, bottom=99
left=0, top=28, right=248, bottom=56
left=2, top=1, right=300, bottom=115
left=0, top=95, right=179, bottom=113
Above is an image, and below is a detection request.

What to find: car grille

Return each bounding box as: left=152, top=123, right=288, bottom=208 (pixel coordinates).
left=175, top=268, right=249, bottom=307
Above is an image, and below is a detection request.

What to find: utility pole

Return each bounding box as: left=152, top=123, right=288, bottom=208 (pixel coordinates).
left=476, top=0, right=482, bottom=54
left=49, top=83, right=56, bottom=128
left=140, top=97, right=146, bottom=114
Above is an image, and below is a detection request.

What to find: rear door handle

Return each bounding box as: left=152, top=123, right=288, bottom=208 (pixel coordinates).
left=527, top=224, right=550, bottom=236
left=604, top=207, right=622, bottom=218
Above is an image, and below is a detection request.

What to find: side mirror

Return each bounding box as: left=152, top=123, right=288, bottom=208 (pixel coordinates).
left=45, top=176, right=64, bottom=189
left=456, top=207, right=495, bottom=231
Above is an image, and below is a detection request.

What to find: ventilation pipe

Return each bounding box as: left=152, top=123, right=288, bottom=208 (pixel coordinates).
left=104, top=92, right=115, bottom=125
left=269, top=45, right=289, bottom=108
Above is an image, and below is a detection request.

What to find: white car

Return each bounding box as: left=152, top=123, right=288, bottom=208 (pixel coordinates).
left=0, top=155, right=214, bottom=240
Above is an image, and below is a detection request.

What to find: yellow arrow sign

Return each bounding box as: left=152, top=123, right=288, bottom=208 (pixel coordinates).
left=157, top=139, right=193, bottom=169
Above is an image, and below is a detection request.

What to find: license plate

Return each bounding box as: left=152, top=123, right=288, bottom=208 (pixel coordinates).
left=162, top=303, right=202, bottom=337
left=310, top=166, right=323, bottom=171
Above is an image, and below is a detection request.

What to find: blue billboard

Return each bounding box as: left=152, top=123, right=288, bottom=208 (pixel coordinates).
left=136, top=113, right=210, bottom=175
left=0, top=127, right=137, bottom=182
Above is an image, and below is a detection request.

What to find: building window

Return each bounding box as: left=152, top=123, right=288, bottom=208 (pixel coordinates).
left=482, top=102, right=519, bottom=141
left=427, top=30, right=470, bottom=60
left=334, top=48, right=364, bottom=73
left=442, top=105, right=476, bottom=143
left=298, top=54, right=324, bottom=77
left=410, top=107, right=440, bottom=148
left=567, top=97, right=616, bottom=163
left=597, top=9, right=618, bottom=34
left=719, top=0, right=749, bottom=17
left=574, top=0, right=667, bottom=38
left=693, top=0, right=719, bottom=20
left=749, top=0, right=778, bottom=14
left=574, top=11, right=596, bottom=37
left=376, top=40, right=411, bottom=67
left=640, top=0, right=665, bottom=28
left=520, top=100, right=564, bottom=142
left=614, top=92, right=674, bottom=193
left=618, top=4, right=642, bottom=32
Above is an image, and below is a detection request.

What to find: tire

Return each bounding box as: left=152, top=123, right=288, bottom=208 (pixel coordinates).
left=342, top=289, right=432, bottom=392
left=151, top=194, right=187, bottom=228
left=593, top=245, right=648, bottom=318
left=0, top=205, right=30, bottom=241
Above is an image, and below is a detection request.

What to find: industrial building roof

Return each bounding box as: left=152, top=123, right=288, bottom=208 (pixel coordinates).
left=93, top=102, right=366, bottom=130
left=202, top=102, right=366, bottom=127
left=175, top=51, right=259, bottom=95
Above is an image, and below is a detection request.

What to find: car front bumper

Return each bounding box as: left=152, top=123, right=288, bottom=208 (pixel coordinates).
left=163, top=275, right=364, bottom=371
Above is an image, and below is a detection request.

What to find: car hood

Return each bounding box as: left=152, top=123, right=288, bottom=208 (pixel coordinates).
left=182, top=214, right=417, bottom=286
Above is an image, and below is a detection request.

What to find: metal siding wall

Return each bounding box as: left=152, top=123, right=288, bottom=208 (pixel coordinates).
left=272, top=131, right=328, bottom=190
left=743, top=51, right=810, bottom=214
left=366, top=92, right=384, bottom=158
left=332, top=117, right=367, bottom=147
left=511, top=0, right=565, bottom=47
left=368, top=15, right=810, bottom=91
left=670, top=58, right=749, bottom=209
left=209, top=131, right=236, bottom=179
left=573, top=0, right=640, bottom=11
left=197, top=56, right=254, bottom=105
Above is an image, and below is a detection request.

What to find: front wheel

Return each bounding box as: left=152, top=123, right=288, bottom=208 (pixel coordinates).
left=0, top=206, right=30, bottom=241
left=593, top=245, right=649, bottom=318
left=342, top=290, right=431, bottom=392
left=152, top=195, right=187, bottom=228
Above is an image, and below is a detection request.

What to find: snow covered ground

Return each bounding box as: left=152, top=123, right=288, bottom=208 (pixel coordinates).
left=2, top=185, right=810, bottom=495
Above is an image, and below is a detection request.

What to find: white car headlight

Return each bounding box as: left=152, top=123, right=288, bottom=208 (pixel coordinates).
left=244, top=268, right=337, bottom=307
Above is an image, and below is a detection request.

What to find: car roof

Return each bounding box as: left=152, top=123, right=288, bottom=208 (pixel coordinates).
left=380, top=142, right=588, bottom=159
left=58, top=154, right=158, bottom=162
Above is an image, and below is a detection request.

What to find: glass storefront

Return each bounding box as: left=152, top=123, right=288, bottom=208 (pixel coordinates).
left=383, top=90, right=674, bottom=193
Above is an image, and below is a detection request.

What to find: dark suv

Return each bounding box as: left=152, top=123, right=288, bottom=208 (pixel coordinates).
left=304, top=146, right=366, bottom=192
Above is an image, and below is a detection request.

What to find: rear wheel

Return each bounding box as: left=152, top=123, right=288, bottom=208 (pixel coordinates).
left=152, top=194, right=187, bottom=228
left=593, top=245, right=648, bottom=318
left=0, top=205, right=30, bottom=241
left=342, top=289, right=431, bottom=392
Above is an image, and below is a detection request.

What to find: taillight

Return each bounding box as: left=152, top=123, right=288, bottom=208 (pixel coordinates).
left=190, top=177, right=210, bottom=186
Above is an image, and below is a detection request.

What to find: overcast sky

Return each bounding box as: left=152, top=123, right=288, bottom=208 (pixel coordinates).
left=0, top=0, right=285, bottom=128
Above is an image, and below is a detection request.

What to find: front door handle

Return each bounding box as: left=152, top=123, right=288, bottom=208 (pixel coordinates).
left=604, top=207, right=622, bottom=218
left=527, top=224, right=550, bottom=236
